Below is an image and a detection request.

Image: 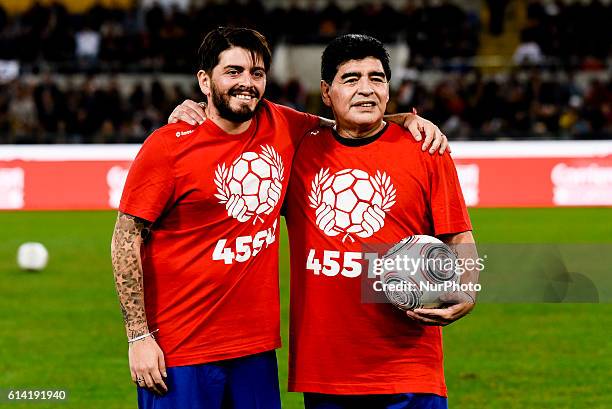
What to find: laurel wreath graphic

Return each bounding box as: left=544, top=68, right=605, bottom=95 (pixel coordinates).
left=308, top=168, right=331, bottom=209
left=309, top=168, right=397, bottom=242
left=260, top=144, right=285, bottom=182
left=214, top=145, right=285, bottom=224
left=214, top=162, right=231, bottom=204
left=215, top=163, right=231, bottom=204
left=371, top=170, right=397, bottom=211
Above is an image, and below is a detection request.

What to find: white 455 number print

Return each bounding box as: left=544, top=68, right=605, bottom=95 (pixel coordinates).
left=213, top=220, right=278, bottom=264
left=306, top=249, right=380, bottom=278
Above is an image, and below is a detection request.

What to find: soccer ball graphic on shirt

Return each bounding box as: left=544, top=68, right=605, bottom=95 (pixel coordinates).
left=215, top=145, right=284, bottom=224
left=309, top=168, right=396, bottom=242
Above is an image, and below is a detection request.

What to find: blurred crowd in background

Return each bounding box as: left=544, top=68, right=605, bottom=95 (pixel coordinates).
left=3, top=68, right=610, bottom=143
left=1, top=75, right=187, bottom=143
left=0, top=0, right=480, bottom=71
left=0, top=0, right=611, bottom=143
left=514, top=0, right=612, bottom=68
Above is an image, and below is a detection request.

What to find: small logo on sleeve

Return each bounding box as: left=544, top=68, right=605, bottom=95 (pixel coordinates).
left=176, top=130, right=194, bottom=138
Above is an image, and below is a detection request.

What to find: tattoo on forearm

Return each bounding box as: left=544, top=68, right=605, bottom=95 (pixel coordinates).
left=111, top=213, right=152, bottom=339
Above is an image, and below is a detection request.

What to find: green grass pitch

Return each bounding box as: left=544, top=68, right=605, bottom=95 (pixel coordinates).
left=0, top=208, right=610, bottom=408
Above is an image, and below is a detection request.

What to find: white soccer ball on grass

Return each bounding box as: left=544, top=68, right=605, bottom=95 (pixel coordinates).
left=17, top=242, right=49, bottom=271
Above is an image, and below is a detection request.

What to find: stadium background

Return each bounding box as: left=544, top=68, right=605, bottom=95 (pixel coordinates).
left=0, top=0, right=611, bottom=408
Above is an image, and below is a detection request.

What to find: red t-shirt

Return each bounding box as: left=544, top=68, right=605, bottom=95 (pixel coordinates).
left=120, top=100, right=319, bottom=367
left=285, top=123, right=472, bottom=395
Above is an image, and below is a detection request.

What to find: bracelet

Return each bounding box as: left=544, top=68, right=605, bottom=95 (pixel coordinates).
left=128, top=329, right=159, bottom=344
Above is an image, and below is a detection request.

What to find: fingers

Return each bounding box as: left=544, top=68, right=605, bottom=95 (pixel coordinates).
left=142, top=372, right=162, bottom=395
left=411, top=302, right=473, bottom=325
left=226, top=195, right=238, bottom=214
left=407, top=121, right=422, bottom=142
left=182, top=100, right=207, bottom=123
left=169, top=107, right=197, bottom=125
left=315, top=203, right=332, bottom=225
left=406, top=113, right=448, bottom=154
left=359, top=219, right=375, bottom=237
left=227, top=195, right=243, bottom=218
left=371, top=204, right=386, bottom=219
left=175, top=107, right=204, bottom=126
left=158, top=353, right=168, bottom=379
left=439, top=138, right=449, bottom=155
left=168, top=99, right=207, bottom=125
left=236, top=200, right=248, bottom=222
left=133, top=368, right=161, bottom=394
left=268, top=180, right=282, bottom=203
left=433, top=130, right=449, bottom=155
left=182, top=99, right=206, bottom=113
left=357, top=205, right=386, bottom=238
left=428, top=129, right=443, bottom=154
left=406, top=310, right=448, bottom=326
left=363, top=207, right=384, bottom=230
left=150, top=366, right=168, bottom=394
left=414, top=305, right=457, bottom=318
left=407, top=304, right=461, bottom=326
left=129, top=339, right=168, bottom=395
left=322, top=219, right=336, bottom=236
left=318, top=205, right=337, bottom=235
left=227, top=195, right=249, bottom=221
left=168, top=107, right=180, bottom=124
left=228, top=196, right=241, bottom=217
left=227, top=195, right=249, bottom=222
left=137, top=363, right=167, bottom=395
left=421, top=123, right=435, bottom=152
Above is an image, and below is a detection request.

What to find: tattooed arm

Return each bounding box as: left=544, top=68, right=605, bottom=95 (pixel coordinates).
left=111, top=212, right=167, bottom=394
left=111, top=212, right=150, bottom=338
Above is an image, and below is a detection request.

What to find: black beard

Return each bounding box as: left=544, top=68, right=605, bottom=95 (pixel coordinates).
left=211, top=83, right=262, bottom=123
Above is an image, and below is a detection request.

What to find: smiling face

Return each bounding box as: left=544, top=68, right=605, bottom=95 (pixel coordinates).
left=198, top=46, right=266, bottom=123
left=321, top=57, right=389, bottom=135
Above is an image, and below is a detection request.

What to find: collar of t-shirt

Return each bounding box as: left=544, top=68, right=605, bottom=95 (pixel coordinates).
left=331, top=121, right=389, bottom=147
left=201, top=114, right=259, bottom=139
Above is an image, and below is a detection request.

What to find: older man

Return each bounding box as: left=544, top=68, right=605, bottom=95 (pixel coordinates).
left=283, top=34, right=477, bottom=409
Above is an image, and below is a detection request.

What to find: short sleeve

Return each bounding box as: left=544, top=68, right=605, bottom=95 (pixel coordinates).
left=119, top=130, right=175, bottom=222
left=271, top=102, right=320, bottom=145
left=429, top=153, right=472, bottom=236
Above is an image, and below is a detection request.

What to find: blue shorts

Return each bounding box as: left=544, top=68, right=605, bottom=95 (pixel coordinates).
left=137, top=350, right=280, bottom=409
left=304, top=392, right=448, bottom=409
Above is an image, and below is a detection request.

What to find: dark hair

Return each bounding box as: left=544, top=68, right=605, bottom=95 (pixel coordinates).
left=321, top=34, right=391, bottom=84
left=198, top=27, right=272, bottom=73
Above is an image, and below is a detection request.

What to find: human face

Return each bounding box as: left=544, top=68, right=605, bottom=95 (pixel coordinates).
left=198, top=47, right=267, bottom=123
left=321, top=57, right=389, bottom=135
